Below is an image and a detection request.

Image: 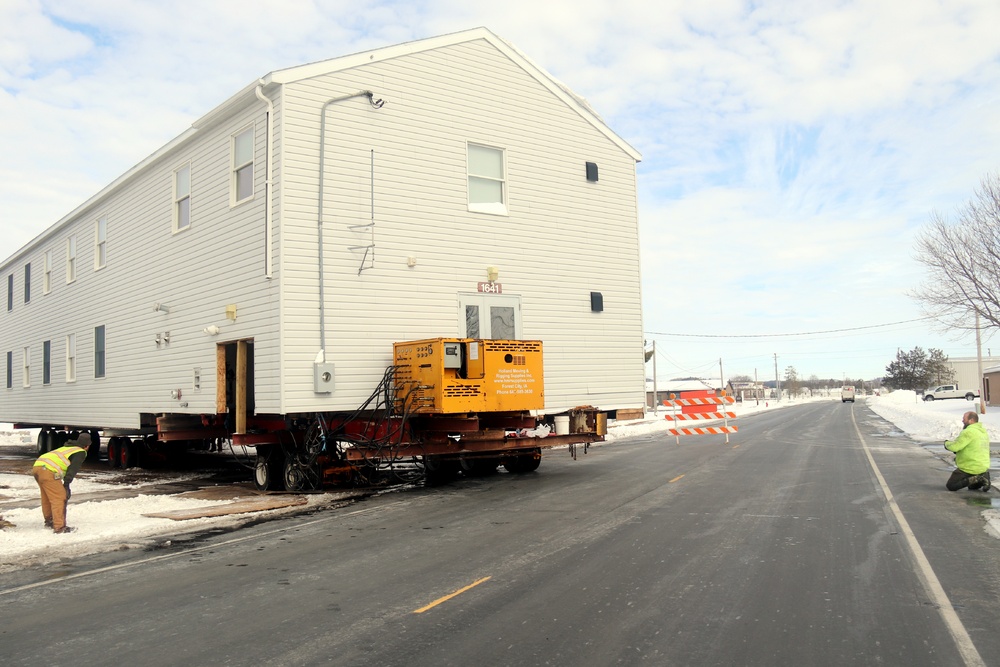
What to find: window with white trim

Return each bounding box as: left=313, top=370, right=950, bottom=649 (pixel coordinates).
left=22, top=346, right=29, bottom=387
left=467, top=143, right=507, bottom=214
left=43, top=340, right=51, bottom=385
left=95, top=216, right=107, bottom=269
left=232, top=127, right=254, bottom=204
left=6, top=274, right=11, bottom=311
left=95, top=325, right=106, bottom=378
left=5, top=351, right=11, bottom=389
left=43, top=250, right=51, bottom=294
left=174, top=164, right=191, bottom=232
left=66, top=334, right=76, bottom=382
left=24, top=263, right=30, bottom=303
left=66, top=235, right=77, bottom=283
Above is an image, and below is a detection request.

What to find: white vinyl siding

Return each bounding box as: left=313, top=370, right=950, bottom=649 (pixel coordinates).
left=95, top=216, right=107, bottom=269
left=0, top=30, right=642, bottom=427
left=232, top=127, right=254, bottom=204
left=174, top=164, right=191, bottom=232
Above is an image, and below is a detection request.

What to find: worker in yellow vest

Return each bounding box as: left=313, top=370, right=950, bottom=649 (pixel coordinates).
left=32, top=433, right=91, bottom=534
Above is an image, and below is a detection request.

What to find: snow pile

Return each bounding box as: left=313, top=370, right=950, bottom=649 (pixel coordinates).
left=866, top=390, right=997, bottom=443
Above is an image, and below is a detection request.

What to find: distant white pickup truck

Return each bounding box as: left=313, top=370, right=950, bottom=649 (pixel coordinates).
left=922, top=384, right=979, bottom=401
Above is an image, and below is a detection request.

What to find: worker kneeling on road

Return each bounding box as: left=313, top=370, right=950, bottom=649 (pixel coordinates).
left=944, top=412, right=991, bottom=492
left=32, top=433, right=91, bottom=533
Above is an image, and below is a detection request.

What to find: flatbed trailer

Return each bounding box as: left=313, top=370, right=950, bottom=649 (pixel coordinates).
left=20, top=338, right=606, bottom=491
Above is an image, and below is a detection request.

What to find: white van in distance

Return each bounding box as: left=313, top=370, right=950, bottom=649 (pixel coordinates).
left=841, top=386, right=856, bottom=403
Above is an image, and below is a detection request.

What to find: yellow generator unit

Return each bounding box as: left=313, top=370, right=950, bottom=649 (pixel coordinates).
left=393, top=338, right=544, bottom=414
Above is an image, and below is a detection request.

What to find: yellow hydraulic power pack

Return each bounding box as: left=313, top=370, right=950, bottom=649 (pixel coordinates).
left=393, top=338, right=544, bottom=414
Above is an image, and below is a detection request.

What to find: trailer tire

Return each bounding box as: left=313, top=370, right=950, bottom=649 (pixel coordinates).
left=119, top=440, right=136, bottom=469
left=87, top=429, right=101, bottom=461
left=253, top=447, right=285, bottom=492
left=107, top=438, right=121, bottom=468
left=503, top=448, right=542, bottom=474
left=424, top=456, right=460, bottom=486
left=36, top=430, right=50, bottom=456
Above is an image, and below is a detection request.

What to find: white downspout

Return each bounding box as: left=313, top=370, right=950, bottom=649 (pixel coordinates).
left=255, top=83, right=274, bottom=279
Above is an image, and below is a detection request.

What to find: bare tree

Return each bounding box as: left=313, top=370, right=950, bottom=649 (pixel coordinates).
left=912, top=173, right=1000, bottom=333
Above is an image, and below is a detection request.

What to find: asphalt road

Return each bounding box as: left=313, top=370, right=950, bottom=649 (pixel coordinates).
left=2, top=400, right=998, bottom=666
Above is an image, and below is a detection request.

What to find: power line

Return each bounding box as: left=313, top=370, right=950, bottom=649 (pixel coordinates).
left=645, top=316, right=935, bottom=339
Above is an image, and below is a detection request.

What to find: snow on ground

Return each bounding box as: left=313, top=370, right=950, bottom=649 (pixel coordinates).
left=0, top=392, right=996, bottom=569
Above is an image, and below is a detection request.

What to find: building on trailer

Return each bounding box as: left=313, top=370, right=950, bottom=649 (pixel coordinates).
left=0, top=28, right=645, bottom=480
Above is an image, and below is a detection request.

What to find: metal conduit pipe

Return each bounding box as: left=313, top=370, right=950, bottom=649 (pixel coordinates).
left=316, top=90, right=385, bottom=361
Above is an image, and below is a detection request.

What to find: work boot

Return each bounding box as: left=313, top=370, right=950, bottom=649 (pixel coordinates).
left=44, top=519, right=53, bottom=528
left=53, top=526, right=76, bottom=534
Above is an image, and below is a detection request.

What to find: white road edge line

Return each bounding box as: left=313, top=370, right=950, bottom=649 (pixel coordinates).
left=852, top=407, right=986, bottom=667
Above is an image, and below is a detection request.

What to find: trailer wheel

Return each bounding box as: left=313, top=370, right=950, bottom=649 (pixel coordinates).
left=253, top=447, right=285, bottom=492
left=503, top=448, right=542, bottom=474
left=283, top=460, right=318, bottom=493
left=107, top=438, right=121, bottom=468
left=87, top=429, right=101, bottom=461
left=424, top=456, right=460, bottom=486
left=36, top=430, right=50, bottom=456
left=119, top=440, right=136, bottom=469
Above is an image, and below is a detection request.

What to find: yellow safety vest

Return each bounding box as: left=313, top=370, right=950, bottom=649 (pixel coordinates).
left=34, top=446, right=86, bottom=478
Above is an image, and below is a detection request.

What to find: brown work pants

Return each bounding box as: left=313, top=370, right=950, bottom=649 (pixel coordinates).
left=32, top=467, right=67, bottom=531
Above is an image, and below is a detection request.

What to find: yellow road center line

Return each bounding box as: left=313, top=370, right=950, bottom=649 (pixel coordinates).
left=668, top=474, right=685, bottom=483
left=413, top=576, right=492, bottom=614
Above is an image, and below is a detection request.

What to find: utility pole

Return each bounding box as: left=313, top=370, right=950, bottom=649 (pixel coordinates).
left=719, top=358, right=725, bottom=397
left=754, top=368, right=759, bottom=406
left=652, top=340, right=658, bottom=415
left=976, top=311, right=986, bottom=414
left=774, top=353, right=780, bottom=402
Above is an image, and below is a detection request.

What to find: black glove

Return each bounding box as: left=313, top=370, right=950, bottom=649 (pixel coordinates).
left=63, top=482, right=71, bottom=500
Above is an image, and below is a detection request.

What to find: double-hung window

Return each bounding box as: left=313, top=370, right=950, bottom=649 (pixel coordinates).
left=24, top=263, right=30, bottom=303
left=66, top=236, right=77, bottom=284
left=43, top=250, right=51, bottom=294
left=66, top=334, right=76, bottom=382
left=174, top=164, right=191, bottom=232
left=232, top=127, right=254, bottom=204
left=95, top=216, right=107, bottom=269
left=5, top=351, right=11, bottom=389
left=6, top=274, right=11, bottom=311
left=467, top=143, right=507, bottom=215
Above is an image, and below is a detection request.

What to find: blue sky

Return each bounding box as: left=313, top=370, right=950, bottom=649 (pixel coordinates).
left=2, top=0, right=1000, bottom=383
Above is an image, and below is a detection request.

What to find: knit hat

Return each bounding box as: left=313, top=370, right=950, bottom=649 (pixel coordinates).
left=76, top=433, right=91, bottom=448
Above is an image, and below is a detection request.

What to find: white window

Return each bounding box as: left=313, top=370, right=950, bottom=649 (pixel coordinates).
left=95, top=216, right=107, bottom=269
left=22, top=346, right=30, bottom=387
left=459, top=293, right=522, bottom=340
left=66, top=235, right=77, bottom=283
left=467, top=143, right=507, bottom=214
left=174, top=164, right=191, bottom=232
left=66, top=333, right=76, bottom=382
left=232, top=127, right=254, bottom=204
left=24, top=263, right=30, bottom=303
left=43, top=250, right=51, bottom=294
